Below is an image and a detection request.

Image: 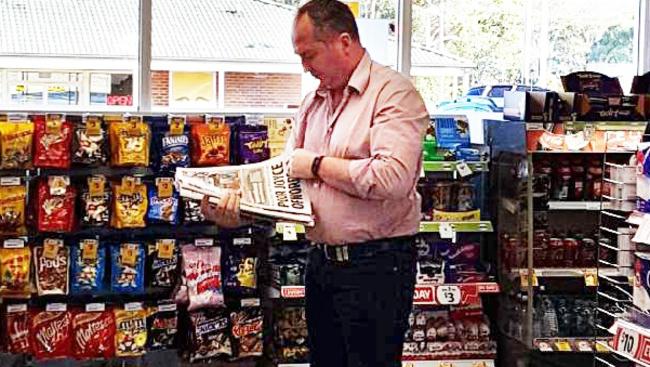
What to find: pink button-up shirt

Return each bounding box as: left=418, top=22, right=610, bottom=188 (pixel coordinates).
left=291, top=52, right=429, bottom=245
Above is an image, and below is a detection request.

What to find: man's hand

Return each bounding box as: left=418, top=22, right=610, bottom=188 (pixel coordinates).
left=200, top=191, right=242, bottom=229
left=290, top=148, right=318, bottom=179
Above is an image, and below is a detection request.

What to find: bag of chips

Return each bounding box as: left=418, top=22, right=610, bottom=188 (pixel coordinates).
left=147, top=179, right=179, bottom=225
left=264, top=116, right=294, bottom=158
left=151, top=116, right=190, bottom=172
left=71, top=240, right=106, bottom=294
left=148, top=240, right=178, bottom=288
left=72, top=114, right=108, bottom=166
left=72, top=309, right=115, bottom=359
left=189, top=309, right=232, bottom=362
left=223, top=251, right=258, bottom=297
left=0, top=121, right=34, bottom=169
left=182, top=198, right=207, bottom=224
left=34, top=240, right=69, bottom=296
left=0, top=247, right=31, bottom=297
left=110, top=178, right=148, bottom=229
left=235, top=125, right=270, bottom=164
left=146, top=302, right=178, bottom=350
left=81, top=176, right=110, bottom=227
left=230, top=308, right=263, bottom=358
left=114, top=309, right=147, bottom=357
left=36, top=177, right=76, bottom=233
left=111, top=243, right=145, bottom=294
left=32, top=114, right=73, bottom=169
left=109, top=118, right=150, bottom=167
left=191, top=116, right=231, bottom=166
left=0, top=184, right=27, bottom=235
left=182, top=245, right=224, bottom=310
left=4, top=304, right=30, bottom=354
left=30, top=309, right=72, bottom=360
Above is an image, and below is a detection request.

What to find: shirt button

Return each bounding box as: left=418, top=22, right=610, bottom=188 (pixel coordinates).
left=313, top=182, right=318, bottom=188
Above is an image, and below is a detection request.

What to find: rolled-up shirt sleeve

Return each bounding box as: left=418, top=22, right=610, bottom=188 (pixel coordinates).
left=345, top=81, right=429, bottom=200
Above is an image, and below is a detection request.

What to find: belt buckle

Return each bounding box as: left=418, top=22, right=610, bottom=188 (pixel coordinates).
left=334, top=246, right=349, bottom=262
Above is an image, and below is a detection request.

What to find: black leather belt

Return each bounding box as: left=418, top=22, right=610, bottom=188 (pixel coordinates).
left=313, top=235, right=415, bottom=262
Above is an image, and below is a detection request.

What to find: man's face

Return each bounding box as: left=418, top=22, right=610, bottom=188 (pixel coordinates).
left=292, top=14, right=348, bottom=90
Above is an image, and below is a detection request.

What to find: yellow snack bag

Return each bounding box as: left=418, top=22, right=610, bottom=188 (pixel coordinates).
left=110, top=179, right=148, bottom=229
left=0, top=247, right=31, bottom=297
left=0, top=121, right=34, bottom=169
left=0, top=185, right=27, bottom=235
left=114, top=309, right=147, bottom=357
left=109, top=119, right=150, bottom=167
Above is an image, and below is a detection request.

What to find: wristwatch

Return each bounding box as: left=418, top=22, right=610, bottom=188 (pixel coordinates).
left=311, top=155, right=324, bottom=179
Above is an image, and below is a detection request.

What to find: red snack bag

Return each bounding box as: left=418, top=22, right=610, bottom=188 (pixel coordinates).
left=72, top=308, right=115, bottom=359
left=33, top=114, right=73, bottom=169
left=4, top=304, right=30, bottom=354
left=30, top=308, right=72, bottom=360
left=190, top=116, right=231, bottom=166
left=37, top=176, right=76, bottom=233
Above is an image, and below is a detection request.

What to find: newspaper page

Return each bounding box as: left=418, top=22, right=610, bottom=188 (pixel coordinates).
left=175, top=154, right=313, bottom=225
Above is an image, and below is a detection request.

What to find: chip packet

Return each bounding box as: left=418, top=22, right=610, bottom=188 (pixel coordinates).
left=0, top=246, right=31, bottom=297
left=235, top=124, right=270, bottom=164
left=230, top=308, right=263, bottom=358
left=108, top=116, right=150, bottom=167
left=0, top=183, right=27, bottom=235
left=72, top=114, right=108, bottom=166
left=36, top=176, right=76, bottom=233
left=189, top=309, right=232, bottom=362
left=114, top=308, right=147, bottom=357
left=151, top=115, right=190, bottom=172
left=32, top=114, right=73, bottom=169
left=0, top=120, right=34, bottom=169
left=81, top=175, right=110, bottom=227
left=191, top=116, right=231, bottom=166
left=34, top=240, right=70, bottom=296
left=146, top=302, right=178, bottom=351
left=110, top=177, right=148, bottom=229
left=148, top=239, right=178, bottom=288
left=4, top=304, right=30, bottom=354
left=70, top=239, right=106, bottom=294
left=72, top=307, right=115, bottom=359
left=182, top=245, right=224, bottom=310
left=111, top=243, right=145, bottom=294
left=30, top=307, right=72, bottom=360
left=147, top=178, right=179, bottom=225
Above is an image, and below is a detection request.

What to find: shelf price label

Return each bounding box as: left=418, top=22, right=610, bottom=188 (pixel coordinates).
left=614, top=325, right=641, bottom=359
left=584, top=270, right=598, bottom=287
left=519, top=269, right=539, bottom=287
left=555, top=341, right=572, bottom=352
left=436, top=285, right=461, bottom=305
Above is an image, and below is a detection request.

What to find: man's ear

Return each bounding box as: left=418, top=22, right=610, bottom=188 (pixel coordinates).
left=339, top=32, right=353, bottom=53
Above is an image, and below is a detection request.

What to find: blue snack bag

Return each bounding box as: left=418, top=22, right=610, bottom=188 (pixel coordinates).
left=160, top=116, right=190, bottom=171
left=147, top=178, right=180, bottom=225
left=71, top=239, right=106, bottom=293
left=111, top=243, right=145, bottom=293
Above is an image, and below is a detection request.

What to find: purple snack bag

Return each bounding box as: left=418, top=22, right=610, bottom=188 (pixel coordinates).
left=238, top=126, right=270, bottom=164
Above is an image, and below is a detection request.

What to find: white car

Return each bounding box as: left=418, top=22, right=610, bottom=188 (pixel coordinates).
left=465, top=84, right=548, bottom=108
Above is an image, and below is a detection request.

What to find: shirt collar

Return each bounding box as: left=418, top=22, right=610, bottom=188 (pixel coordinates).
left=315, top=51, right=371, bottom=98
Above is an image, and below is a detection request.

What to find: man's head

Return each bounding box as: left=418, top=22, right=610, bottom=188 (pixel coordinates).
left=292, top=0, right=364, bottom=90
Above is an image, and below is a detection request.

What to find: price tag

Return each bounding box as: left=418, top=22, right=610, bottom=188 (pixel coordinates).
left=584, top=270, right=598, bottom=287
left=121, top=244, right=139, bottom=266
left=121, top=176, right=136, bottom=196
left=169, top=115, right=186, bottom=135
left=555, top=341, right=572, bottom=352
left=84, top=114, right=102, bottom=136
left=125, top=302, right=143, bottom=311
left=520, top=269, right=539, bottom=287
left=538, top=341, right=553, bottom=352
left=156, top=177, right=174, bottom=198
left=241, top=298, right=261, bottom=307
left=3, top=239, right=25, bottom=248
left=205, top=115, right=225, bottom=128
left=456, top=161, right=473, bottom=177
left=46, top=303, right=67, bottom=312
left=82, top=239, right=99, bottom=261
left=86, top=303, right=105, bottom=312
left=439, top=222, right=454, bottom=240
left=46, top=114, right=63, bottom=134
left=435, top=285, right=462, bottom=305
left=577, top=341, right=593, bottom=352
left=615, top=326, right=640, bottom=357
left=157, top=239, right=175, bottom=260
left=0, top=177, right=20, bottom=186
left=195, top=238, right=214, bottom=247
left=157, top=303, right=177, bottom=312
left=233, top=238, right=252, bottom=246
left=88, top=175, right=106, bottom=198
left=44, top=239, right=62, bottom=259
left=282, top=223, right=298, bottom=241
left=7, top=304, right=27, bottom=313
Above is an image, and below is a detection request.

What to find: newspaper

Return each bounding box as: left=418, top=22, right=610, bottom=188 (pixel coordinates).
left=175, top=154, right=313, bottom=225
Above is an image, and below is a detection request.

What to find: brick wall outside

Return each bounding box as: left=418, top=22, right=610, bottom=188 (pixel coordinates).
left=151, top=70, right=169, bottom=106
left=224, top=72, right=302, bottom=109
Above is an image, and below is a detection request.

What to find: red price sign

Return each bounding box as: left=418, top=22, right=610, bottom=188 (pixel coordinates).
left=614, top=324, right=641, bottom=359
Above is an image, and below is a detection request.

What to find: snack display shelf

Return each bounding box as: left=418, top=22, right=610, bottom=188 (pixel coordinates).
left=401, top=360, right=495, bottom=367
left=533, top=337, right=612, bottom=353
left=268, top=282, right=500, bottom=305
left=422, top=161, right=489, bottom=173
left=512, top=267, right=620, bottom=278
left=546, top=201, right=603, bottom=211
left=0, top=166, right=154, bottom=178
left=274, top=221, right=495, bottom=237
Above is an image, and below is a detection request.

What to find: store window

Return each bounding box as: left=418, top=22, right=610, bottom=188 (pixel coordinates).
left=8, top=71, right=82, bottom=106
left=170, top=72, right=216, bottom=108
left=90, top=73, right=134, bottom=106
left=411, top=0, right=639, bottom=113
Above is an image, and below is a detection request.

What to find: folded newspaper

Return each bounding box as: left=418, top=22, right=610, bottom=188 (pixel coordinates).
left=175, top=154, right=314, bottom=226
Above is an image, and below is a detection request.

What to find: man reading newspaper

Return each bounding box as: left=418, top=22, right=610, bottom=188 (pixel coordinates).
left=201, top=1, right=429, bottom=366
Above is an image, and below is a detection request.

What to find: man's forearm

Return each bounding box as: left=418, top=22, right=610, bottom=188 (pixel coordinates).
left=317, top=156, right=353, bottom=191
